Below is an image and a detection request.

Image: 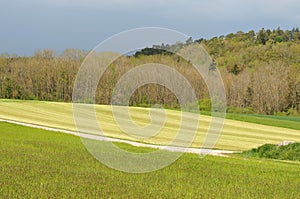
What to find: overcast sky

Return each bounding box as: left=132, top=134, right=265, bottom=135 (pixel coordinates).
left=1, top=0, right=300, bottom=55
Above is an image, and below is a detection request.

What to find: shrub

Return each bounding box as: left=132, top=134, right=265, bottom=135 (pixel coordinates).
left=227, top=106, right=255, bottom=114
left=242, top=143, right=300, bottom=161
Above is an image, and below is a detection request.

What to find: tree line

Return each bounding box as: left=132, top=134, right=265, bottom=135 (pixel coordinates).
left=0, top=28, right=300, bottom=115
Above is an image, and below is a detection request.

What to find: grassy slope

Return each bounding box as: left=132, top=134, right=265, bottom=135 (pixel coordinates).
left=0, top=100, right=299, bottom=151
left=0, top=122, right=299, bottom=198
left=224, top=113, right=300, bottom=130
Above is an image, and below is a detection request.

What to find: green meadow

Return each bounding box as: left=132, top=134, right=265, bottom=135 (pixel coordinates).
left=0, top=122, right=299, bottom=198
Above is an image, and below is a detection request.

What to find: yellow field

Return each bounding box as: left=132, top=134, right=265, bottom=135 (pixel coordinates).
left=0, top=100, right=299, bottom=150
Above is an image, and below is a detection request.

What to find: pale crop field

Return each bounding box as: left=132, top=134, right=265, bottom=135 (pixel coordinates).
left=0, top=99, right=299, bottom=151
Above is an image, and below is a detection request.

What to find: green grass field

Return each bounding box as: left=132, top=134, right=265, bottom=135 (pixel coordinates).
left=0, top=122, right=299, bottom=198
left=223, top=113, right=300, bottom=130
left=0, top=100, right=299, bottom=151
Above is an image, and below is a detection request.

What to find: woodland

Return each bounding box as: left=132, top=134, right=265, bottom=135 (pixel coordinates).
left=1, top=28, right=299, bottom=115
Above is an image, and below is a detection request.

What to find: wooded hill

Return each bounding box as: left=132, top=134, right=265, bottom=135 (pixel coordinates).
left=0, top=28, right=299, bottom=115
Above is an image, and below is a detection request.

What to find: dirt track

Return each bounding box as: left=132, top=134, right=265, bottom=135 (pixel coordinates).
left=0, top=118, right=236, bottom=156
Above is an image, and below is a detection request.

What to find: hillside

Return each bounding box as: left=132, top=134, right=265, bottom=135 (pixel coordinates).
left=0, top=100, right=299, bottom=151
left=1, top=122, right=299, bottom=198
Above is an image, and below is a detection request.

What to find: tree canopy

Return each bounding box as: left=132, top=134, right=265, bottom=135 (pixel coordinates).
left=1, top=28, right=300, bottom=115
